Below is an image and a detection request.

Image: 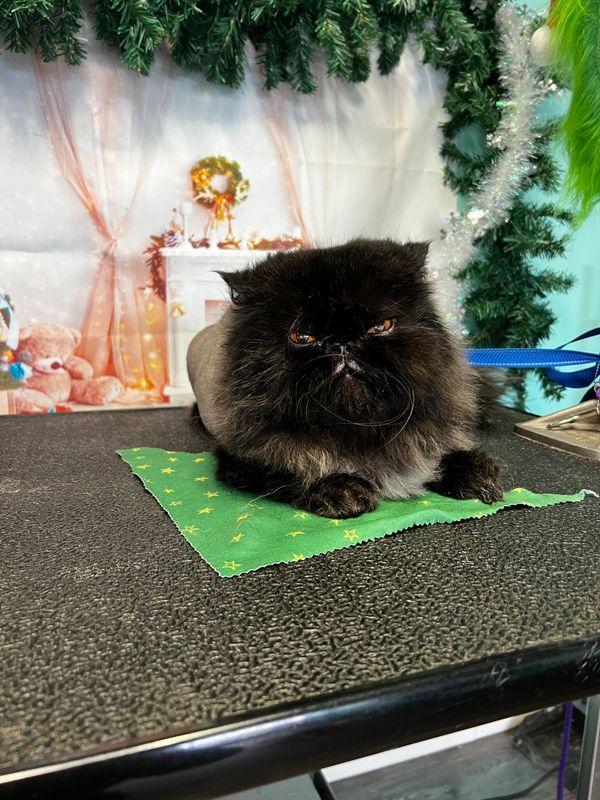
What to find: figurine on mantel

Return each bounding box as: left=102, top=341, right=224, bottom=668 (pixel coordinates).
left=179, top=202, right=194, bottom=250
left=246, top=230, right=304, bottom=250
left=185, top=222, right=304, bottom=253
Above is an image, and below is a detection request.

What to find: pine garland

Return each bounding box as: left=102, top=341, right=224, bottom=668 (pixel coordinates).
left=144, top=234, right=167, bottom=303
left=1, top=0, right=574, bottom=406
left=436, top=3, right=574, bottom=407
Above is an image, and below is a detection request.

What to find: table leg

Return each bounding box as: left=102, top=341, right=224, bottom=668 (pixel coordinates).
left=577, top=696, right=600, bottom=799
left=312, top=771, right=339, bottom=799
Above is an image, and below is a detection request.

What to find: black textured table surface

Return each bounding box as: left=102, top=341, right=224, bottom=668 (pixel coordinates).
left=1, top=406, right=600, bottom=799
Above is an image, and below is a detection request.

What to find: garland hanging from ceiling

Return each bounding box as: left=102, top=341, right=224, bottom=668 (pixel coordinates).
left=436, top=2, right=563, bottom=333
left=0, top=0, right=573, bottom=406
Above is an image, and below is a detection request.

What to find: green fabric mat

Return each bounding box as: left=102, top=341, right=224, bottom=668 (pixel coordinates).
left=118, top=447, right=588, bottom=577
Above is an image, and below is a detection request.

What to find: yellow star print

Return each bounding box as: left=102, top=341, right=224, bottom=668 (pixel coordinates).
left=169, top=500, right=182, bottom=507
left=205, top=491, right=219, bottom=498
left=343, top=529, right=359, bottom=541
left=293, top=511, right=307, bottom=520
left=292, top=554, right=305, bottom=561
left=194, top=457, right=205, bottom=463
left=131, top=448, right=141, bottom=452
left=236, top=513, right=252, bottom=523
left=224, top=560, right=241, bottom=571
left=167, top=457, right=178, bottom=463
left=163, top=488, right=174, bottom=494
left=418, top=500, right=430, bottom=506
left=137, top=464, right=150, bottom=470
left=475, top=512, right=484, bottom=519
left=513, top=488, right=524, bottom=493
left=194, top=476, right=208, bottom=482
left=287, top=530, right=304, bottom=538
left=166, top=450, right=176, bottom=454
left=183, top=525, right=199, bottom=534
left=329, top=519, right=341, bottom=526
left=231, top=533, right=244, bottom=542
left=198, top=507, right=214, bottom=515
left=161, top=467, right=175, bottom=474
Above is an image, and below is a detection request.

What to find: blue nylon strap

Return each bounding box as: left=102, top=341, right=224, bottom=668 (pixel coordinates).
left=466, top=348, right=600, bottom=369
left=466, top=327, right=600, bottom=389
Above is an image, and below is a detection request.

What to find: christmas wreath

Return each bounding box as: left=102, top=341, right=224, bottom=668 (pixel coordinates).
left=190, top=156, right=249, bottom=222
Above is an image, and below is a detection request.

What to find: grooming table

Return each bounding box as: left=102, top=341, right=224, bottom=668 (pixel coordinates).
left=1, top=407, right=600, bottom=799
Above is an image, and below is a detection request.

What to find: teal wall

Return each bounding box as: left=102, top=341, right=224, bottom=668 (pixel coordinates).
left=522, top=2, right=600, bottom=415
left=523, top=98, right=600, bottom=415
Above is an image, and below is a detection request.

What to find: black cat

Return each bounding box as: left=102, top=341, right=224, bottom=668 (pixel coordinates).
left=187, top=239, right=502, bottom=519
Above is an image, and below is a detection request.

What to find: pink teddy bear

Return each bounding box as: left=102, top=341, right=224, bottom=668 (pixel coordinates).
left=14, top=322, right=124, bottom=413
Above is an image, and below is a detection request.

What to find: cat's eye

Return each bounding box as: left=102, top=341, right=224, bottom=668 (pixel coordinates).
left=289, top=330, right=317, bottom=346
left=366, top=319, right=395, bottom=336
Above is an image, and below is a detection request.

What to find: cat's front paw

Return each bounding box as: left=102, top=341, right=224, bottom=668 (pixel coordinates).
left=455, top=475, right=503, bottom=505
left=431, top=449, right=503, bottom=505
left=305, top=473, right=378, bottom=518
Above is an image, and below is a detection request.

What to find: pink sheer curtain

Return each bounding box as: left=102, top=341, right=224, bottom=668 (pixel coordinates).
left=266, top=48, right=455, bottom=251
left=33, top=51, right=168, bottom=391
left=268, top=93, right=310, bottom=245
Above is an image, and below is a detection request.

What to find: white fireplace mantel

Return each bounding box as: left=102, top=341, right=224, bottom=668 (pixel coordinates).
left=162, top=247, right=272, bottom=399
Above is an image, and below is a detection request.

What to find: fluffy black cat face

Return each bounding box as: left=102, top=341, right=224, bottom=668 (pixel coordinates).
left=220, top=239, right=455, bottom=431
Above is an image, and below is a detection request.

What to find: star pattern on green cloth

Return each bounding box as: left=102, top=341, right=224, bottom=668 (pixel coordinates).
left=117, top=448, right=588, bottom=578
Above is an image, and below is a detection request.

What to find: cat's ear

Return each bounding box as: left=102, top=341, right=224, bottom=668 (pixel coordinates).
left=397, top=241, right=430, bottom=273
left=216, top=268, right=254, bottom=306
left=406, top=241, right=430, bottom=266
left=383, top=241, right=432, bottom=300
left=377, top=239, right=430, bottom=276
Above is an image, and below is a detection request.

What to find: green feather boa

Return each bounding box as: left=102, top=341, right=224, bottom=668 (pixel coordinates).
left=552, top=0, right=600, bottom=219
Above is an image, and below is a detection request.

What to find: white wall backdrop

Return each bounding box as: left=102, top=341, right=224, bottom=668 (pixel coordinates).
left=0, top=19, right=457, bottom=399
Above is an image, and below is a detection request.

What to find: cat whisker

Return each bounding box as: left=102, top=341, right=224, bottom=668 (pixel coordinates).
left=374, top=387, right=416, bottom=450
left=308, top=394, right=411, bottom=428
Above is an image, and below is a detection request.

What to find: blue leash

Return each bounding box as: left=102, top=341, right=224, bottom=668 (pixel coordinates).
left=466, top=327, right=600, bottom=389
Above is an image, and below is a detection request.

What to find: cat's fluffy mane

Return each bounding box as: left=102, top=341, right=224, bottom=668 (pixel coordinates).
left=199, top=239, right=480, bottom=498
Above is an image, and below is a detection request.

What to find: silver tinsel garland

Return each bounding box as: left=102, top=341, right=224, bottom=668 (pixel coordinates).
left=430, top=2, right=557, bottom=333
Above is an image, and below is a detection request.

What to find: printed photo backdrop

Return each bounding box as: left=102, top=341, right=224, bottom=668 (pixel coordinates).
left=0, top=16, right=457, bottom=415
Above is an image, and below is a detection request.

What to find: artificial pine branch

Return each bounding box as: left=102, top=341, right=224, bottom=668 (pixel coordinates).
left=285, top=14, right=318, bottom=93
left=342, top=0, right=378, bottom=81
left=34, top=0, right=86, bottom=64
left=315, top=4, right=354, bottom=80
left=164, top=0, right=204, bottom=72
left=376, top=14, right=409, bottom=75
left=55, top=0, right=86, bottom=65
left=200, top=3, right=248, bottom=88
left=93, top=0, right=164, bottom=75
left=1, top=0, right=53, bottom=53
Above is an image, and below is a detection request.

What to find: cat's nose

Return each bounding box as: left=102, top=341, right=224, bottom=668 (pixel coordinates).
left=332, top=359, right=361, bottom=377
left=343, top=358, right=361, bottom=374
left=330, top=344, right=361, bottom=376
